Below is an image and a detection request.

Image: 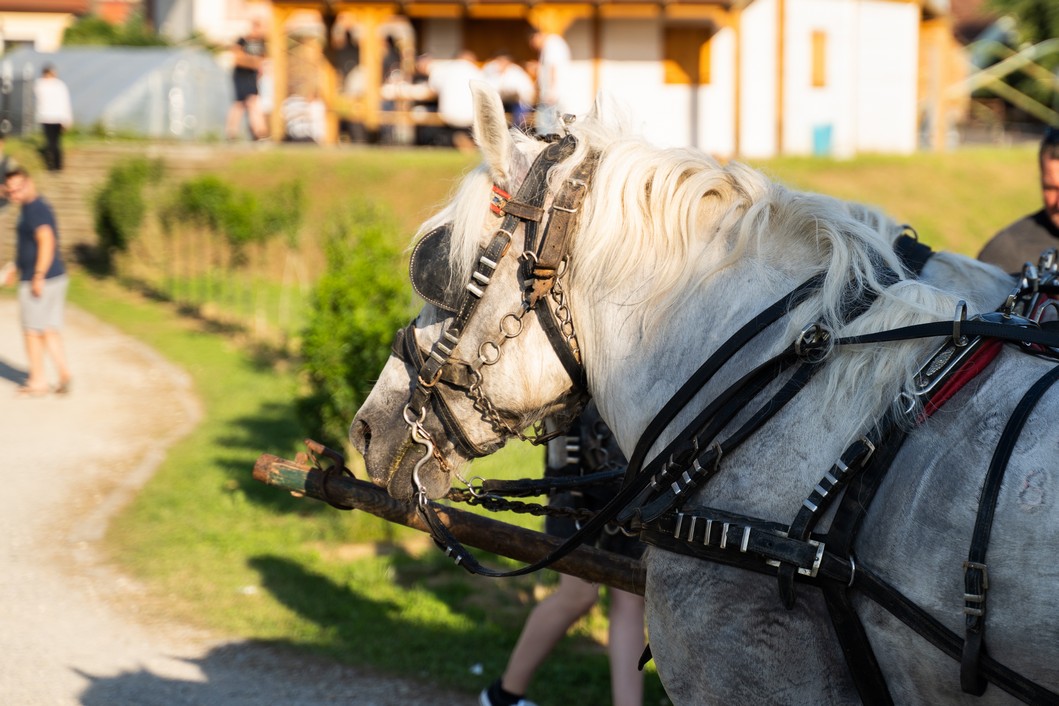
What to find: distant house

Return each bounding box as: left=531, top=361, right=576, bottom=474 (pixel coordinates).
left=0, top=0, right=89, bottom=53
left=255, top=0, right=955, bottom=157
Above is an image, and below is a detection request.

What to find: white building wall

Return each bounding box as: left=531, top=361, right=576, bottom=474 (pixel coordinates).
left=563, top=19, right=596, bottom=118
left=0, top=13, right=74, bottom=53
left=784, top=0, right=918, bottom=157
left=739, top=0, right=778, bottom=158
left=784, top=0, right=857, bottom=157
left=420, top=19, right=461, bottom=59
left=699, top=26, right=737, bottom=156
left=598, top=20, right=666, bottom=142
left=854, top=1, right=918, bottom=153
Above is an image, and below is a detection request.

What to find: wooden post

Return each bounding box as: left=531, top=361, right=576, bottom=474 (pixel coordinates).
left=268, top=6, right=291, bottom=142
left=253, top=453, right=647, bottom=595
left=347, top=5, right=396, bottom=135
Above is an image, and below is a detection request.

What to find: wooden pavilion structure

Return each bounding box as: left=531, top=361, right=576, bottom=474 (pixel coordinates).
left=265, top=0, right=734, bottom=144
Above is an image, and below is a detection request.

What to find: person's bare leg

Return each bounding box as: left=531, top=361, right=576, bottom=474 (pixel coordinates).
left=43, top=330, right=70, bottom=387
left=226, top=101, right=246, bottom=139
left=501, top=574, right=599, bottom=694
left=22, top=330, right=47, bottom=390
left=246, top=95, right=267, bottom=139
left=607, top=589, right=646, bottom=706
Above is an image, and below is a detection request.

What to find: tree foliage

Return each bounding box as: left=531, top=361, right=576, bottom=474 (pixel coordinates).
left=987, top=0, right=1059, bottom=46
left=298, top=203, right=413, bottom=449
left=63, top=12, right=169, bottom=47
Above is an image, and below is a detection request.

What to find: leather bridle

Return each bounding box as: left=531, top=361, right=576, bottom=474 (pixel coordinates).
left=390, top=134, right=598, bottom=498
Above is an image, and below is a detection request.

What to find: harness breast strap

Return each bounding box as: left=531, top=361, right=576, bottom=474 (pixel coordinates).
left=961, top=363, right=1059, bottom=695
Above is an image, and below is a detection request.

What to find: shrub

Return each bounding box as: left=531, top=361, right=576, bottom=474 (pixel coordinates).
left=93, top=156, right=165, bottom=270
left=63, top=12, right=169, bottom=47
left=298, top=203, right=413, bottom=448
left=164, top=175, right=305, bottom=262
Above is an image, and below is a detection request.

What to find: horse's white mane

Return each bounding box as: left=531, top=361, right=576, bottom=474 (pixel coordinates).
left=418, top=110, right=966, bottom=436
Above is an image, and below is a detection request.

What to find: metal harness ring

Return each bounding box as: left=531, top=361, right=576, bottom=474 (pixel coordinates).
left=952, top=300, right=968, bottom=347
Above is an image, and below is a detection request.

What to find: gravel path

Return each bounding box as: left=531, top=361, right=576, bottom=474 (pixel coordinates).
left=0, top=299, right=474, bottom=706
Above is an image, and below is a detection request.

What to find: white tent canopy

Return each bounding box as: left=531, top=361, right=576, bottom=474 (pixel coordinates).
left=2, top=46, right=231, bottom=140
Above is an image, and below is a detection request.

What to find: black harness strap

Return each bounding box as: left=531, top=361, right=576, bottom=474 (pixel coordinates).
left=621, top=274, right=824, bottom=487
left=960, top=363, right=1059, bottom=695
left=396, top=323, right=489, bottom=459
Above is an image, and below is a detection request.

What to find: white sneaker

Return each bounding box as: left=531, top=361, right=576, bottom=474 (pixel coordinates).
left=479, top=686, right=538, bottom=706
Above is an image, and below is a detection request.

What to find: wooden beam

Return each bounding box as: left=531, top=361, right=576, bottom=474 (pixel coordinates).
left=404, top=1, right=463, bottom=16
left=344, top=5, right=398, bottom=133
left=528, top=4, right=593, bottom=35
left=467, top=3, right=527, bottom=18
left=268, top=6, right=293, bottom=142
left=599, top=3, right=659, bottom=19
left=664, top=4, right=731, bottom=26
left=253, top=453, right=647, bottom=595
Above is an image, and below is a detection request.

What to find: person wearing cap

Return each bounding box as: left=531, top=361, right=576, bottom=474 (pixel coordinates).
left=1, top=166, right=72, bottom=397
left=978, top=127, right=1059, bottom=273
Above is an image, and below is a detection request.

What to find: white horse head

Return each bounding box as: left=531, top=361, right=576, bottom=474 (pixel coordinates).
left=351, top=83, right=592, bottom=500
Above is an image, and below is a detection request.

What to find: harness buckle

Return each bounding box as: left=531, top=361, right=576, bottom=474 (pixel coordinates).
left=418, top=366, right=443, bottom=388
left=952, top=300, right=969, bottom=347
left=794, top=322, right=832, bottom=361
left=798, top=539, right=826, bottom=578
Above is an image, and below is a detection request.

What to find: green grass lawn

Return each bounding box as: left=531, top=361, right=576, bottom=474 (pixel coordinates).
left=68, top=273, right=663, bottom=704
left=73, top=142, right=1043, bottom=705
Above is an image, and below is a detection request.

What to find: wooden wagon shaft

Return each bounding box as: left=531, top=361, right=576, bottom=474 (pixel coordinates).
left=253, top=453, right=646, bottom=595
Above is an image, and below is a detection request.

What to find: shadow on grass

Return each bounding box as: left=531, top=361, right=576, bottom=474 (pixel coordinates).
left=248, top=554, right=515, bottom=691
left=212, top=399, right=325, bottom=512
left=245, top=554, right=632, bottom=704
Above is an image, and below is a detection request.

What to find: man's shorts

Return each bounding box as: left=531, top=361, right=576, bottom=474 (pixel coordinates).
left=234, top=72, right=259, bottom=102
left=19, top=274, right=68, bottom=331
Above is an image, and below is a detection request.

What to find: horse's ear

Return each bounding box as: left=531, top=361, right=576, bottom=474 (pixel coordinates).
left=587, top=90, right=621, bottom=128
left=471, top=80, right=514, bottom=185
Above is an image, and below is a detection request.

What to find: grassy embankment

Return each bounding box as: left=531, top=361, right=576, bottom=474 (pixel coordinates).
left=73, top=144, right=1038, bottom=705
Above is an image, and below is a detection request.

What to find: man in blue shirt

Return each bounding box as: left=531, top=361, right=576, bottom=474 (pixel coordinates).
left=1, top=166, right=71, bottom=397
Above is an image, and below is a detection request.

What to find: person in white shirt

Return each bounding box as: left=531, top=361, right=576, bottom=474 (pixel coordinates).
left=482, top=51, right=535, bottom=129
left=427, top=50, right=482, bottom=150
left=34, top=66, right=73, bottom=172
left=529, top=31, right=572, bottom=136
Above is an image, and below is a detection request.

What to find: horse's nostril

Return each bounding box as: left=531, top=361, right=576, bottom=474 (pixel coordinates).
left=351, top=418, right=371, bottom=453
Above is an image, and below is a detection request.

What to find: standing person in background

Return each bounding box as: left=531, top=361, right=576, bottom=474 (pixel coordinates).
left=0, top=166, right=72, bottom=398
left=978, top=126, right=1059, bottom=273
left=529, top=30, right=572, bottom=136
left=482, top=51, right=535, bottom=130
left=481, top=403, right=646, bottom=706
left=34, top=66, right=72, bottom=172
left=226, top=17, right=269, bottom=141
left=427, top=50, right=483, bottom=151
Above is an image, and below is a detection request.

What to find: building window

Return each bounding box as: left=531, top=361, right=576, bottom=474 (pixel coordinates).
left=664, top=26, right=712, bottom=85
left=811, top=30, right=827, bottom=88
